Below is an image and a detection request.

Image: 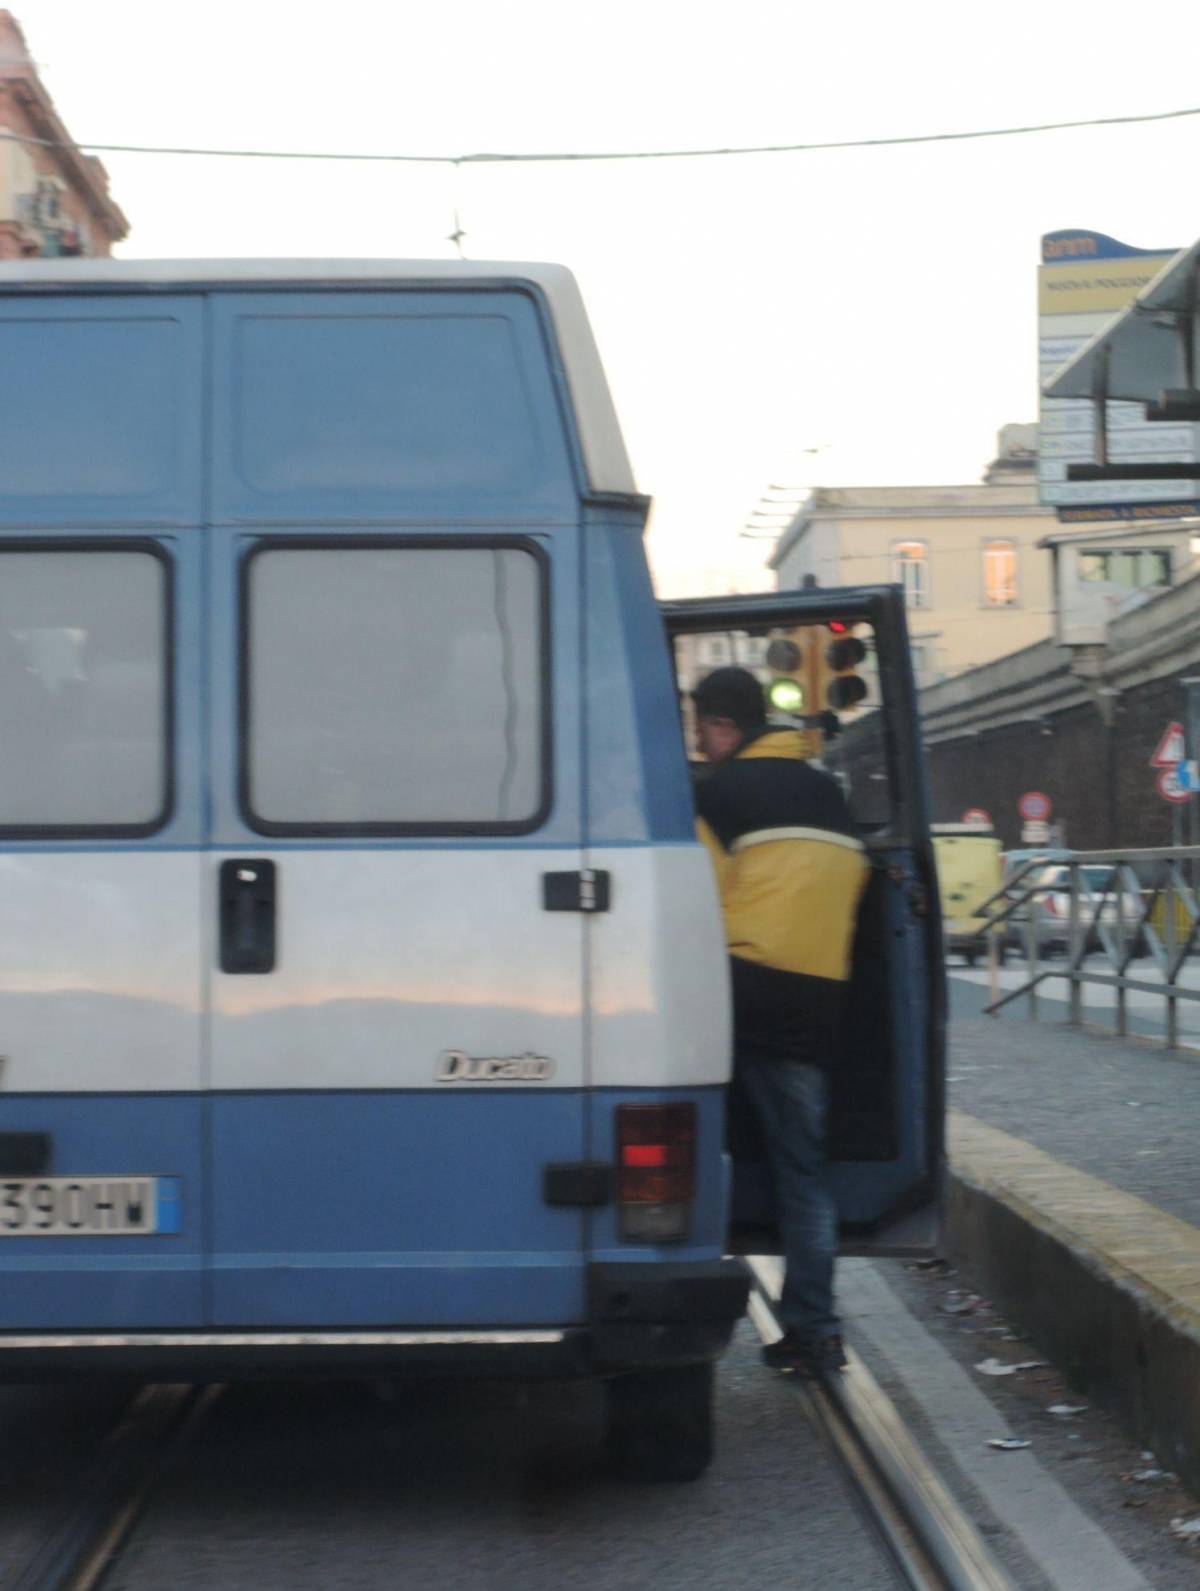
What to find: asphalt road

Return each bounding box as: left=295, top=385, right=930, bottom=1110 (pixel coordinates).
left=3, top=1330, right=895, bottom=1591
left=0, top=1377, right=134, bottom=1575
left=5, top=1261, right=1195, bottom=1589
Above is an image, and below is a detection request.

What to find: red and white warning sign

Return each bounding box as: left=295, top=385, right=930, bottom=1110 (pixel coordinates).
left=1017, top=791, right=1052, bottom=822
left=1150, top=721, right=1186, bottom=768
left=961, top=808, right=992, bottom=829
left=1158, top=766, right=1191, bottom=804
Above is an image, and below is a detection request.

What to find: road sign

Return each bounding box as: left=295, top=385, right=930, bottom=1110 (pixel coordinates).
left=1179, top=760, right=1200, bottom=794
left=1018, top=791, right=1052, bottom=822
left=1150, top=721, right=1186, bottom=768
left=1157, top=766, right=1191, bottom=804
left=1021, top=820, right=1051, bottom=843
left=961, top=808, right=992, bottom=829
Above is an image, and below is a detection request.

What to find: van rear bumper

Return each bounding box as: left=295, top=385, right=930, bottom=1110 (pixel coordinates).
left=587, top=1258, right=750, bottom=1369
left=0, top=1260, right=752, bottom=1382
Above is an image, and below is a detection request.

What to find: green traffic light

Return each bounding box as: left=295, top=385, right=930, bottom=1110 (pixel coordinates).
left=768, top=677, right=805, bottom=713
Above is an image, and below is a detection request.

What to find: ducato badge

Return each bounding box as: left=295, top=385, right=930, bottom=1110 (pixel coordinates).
left=436, top=1050, right=556, bottom=1083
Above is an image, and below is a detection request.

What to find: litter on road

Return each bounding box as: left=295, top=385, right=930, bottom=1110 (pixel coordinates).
left=942, top=1291, right=986, bottom=1315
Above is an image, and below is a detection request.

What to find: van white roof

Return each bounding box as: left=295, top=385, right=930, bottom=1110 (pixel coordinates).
left=0, top=257, right=638, bottom=498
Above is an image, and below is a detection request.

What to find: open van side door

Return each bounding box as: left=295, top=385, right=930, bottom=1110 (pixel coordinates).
left=659, top=585, right=945, bottom=1257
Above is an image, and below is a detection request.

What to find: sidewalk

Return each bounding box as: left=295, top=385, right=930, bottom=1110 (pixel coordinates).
left=942, top=976, right=1200, bottom=1490
left=952, top=951, right=1200, bottom=1052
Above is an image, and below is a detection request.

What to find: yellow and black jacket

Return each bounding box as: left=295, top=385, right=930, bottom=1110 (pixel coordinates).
left=695, top=729, right=869, bottom=1066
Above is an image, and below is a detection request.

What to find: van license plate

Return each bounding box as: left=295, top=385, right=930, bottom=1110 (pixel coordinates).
left=0, top=1177, right=181, bottom=1237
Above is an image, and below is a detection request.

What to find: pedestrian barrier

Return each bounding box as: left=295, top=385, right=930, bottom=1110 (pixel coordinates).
left=971, top=848, right=1200, bottom=1048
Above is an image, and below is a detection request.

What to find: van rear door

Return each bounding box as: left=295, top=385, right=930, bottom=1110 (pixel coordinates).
left=660, top=585, right=945, bottom=1257
left=0, top=295, right=207, bottom=1328
left=202, top=291, right=589, bottom=1328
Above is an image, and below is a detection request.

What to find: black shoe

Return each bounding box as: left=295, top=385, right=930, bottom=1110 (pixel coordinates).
left=762, top=1331, right=847, bottom=1376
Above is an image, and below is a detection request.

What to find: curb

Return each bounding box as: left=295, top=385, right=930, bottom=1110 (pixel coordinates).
left=945, top=1111, right=1200, bottom=1493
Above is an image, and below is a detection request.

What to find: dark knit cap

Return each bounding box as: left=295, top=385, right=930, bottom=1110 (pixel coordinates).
left=692, top=666, right=767, bottom=731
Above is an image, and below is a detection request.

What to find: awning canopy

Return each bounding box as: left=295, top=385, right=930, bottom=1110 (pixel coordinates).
left=1044, top=237, right=1200, bottom=404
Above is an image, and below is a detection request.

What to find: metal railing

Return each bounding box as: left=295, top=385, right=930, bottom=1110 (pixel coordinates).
left=971, top=847, right=1200, bottom=1049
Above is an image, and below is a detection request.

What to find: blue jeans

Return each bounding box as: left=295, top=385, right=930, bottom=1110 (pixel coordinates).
left=738, top=1057, right=839, bottom=1340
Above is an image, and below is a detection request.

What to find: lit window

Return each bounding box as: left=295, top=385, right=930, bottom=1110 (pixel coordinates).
left=893, top=541, right=929, bottom=608
left=983, top=540, right=1018, bottom=606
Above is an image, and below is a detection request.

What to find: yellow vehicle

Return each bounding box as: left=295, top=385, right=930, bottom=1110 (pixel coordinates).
left=931, top=824, right=1004, bottom=966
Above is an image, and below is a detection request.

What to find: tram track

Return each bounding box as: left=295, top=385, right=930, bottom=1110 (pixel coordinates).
left=9, top=1270, right=1017, bottom=1591
left=7, top=1383, right=218, bottom=1591
left=746, top=1257, right=1015, bottom=1591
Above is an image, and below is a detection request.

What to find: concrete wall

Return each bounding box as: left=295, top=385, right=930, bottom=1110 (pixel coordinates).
left=909, top=572, right=1200, bottom=850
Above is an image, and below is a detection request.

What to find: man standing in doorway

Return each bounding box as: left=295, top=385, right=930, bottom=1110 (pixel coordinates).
left=692, top=666, right=868, bottom=1376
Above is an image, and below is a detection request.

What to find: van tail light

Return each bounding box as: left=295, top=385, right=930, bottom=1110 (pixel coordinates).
left=616, top=1102, right=696, bottom=1243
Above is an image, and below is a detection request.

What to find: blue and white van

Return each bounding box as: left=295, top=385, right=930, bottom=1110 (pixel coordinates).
left=0, top=260, right=942, bottom=1480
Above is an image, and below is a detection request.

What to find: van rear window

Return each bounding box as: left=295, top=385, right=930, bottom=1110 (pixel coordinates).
left=0, top=545, right=169, bottom=834
left=241, top=540, right=549, bottom=834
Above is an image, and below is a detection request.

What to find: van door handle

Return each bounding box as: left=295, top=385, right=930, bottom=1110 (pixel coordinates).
left=219, top=860, right=276, bottom=974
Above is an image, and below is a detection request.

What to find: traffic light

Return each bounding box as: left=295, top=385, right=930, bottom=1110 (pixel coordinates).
left=824, top=621, right=869, bottom=711
left=765, top=630, right=807, bottom=715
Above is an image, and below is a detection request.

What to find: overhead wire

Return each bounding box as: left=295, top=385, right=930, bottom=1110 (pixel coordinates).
left=4, top=103, right=1200, bottom=166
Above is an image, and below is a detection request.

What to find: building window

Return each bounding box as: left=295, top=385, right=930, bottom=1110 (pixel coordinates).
left=1078, top=547, right=1172, bottom=590
left=983, top=540, right=1018, bottom=607
left=893, top=541, right=929, bottom=608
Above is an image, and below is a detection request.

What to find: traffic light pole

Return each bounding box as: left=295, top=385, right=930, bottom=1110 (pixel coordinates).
left=805, top=631, right=823, bottom=728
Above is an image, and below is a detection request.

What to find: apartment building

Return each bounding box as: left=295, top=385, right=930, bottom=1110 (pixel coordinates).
left=0, top=10, right=127, bottom=259
left=768, top=429, right=1058, bottom=687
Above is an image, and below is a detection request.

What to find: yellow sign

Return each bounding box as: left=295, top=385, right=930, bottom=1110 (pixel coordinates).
left=1037, top=253, right=1174, bottom=316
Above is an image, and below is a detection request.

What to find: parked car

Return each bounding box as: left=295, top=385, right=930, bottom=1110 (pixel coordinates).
left=1005, top=860, right=1145, bottom=956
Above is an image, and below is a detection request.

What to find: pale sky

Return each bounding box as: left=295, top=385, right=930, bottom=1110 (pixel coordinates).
left=14, top=0, right=1200, bottom=591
